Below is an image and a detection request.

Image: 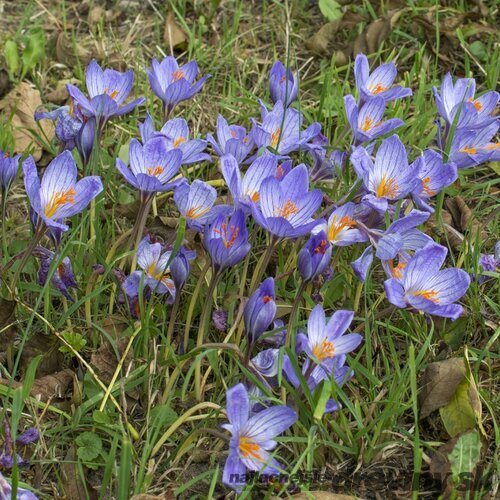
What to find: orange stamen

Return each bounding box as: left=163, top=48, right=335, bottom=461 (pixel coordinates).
left=263, top=295, right=272, bottom=303
left=327, top=215, right=355, bottom=242
left=250, top=192, right=259, bottom=202
left=360, top=117, right=373, bottom=132
left=239, top=437, right=263, bottom=461
left=275, top=199, right=299, bottom=219
left=422, top=177, right=435, bottom=197
left=230, top=130, right=237, bottom=138
left=44, top=188, right=76, bottom=219
left=213, top=223, right=240, bottom=249
left=312, top=338, right=335, bottom=361
left=459, top=146, right=477, bottom=154
left=147, top=166, right=164, bottom=177
left=389, top=259, right=407, bottom=279
left=467, top=98, right=483, bottom=111
left=376, top=174, right=399, bottom=199
left=413, top=289, right=439, bottom=303
left=172, top=70, right=184, bottom=82
left=271, top=128, right=281, bottom=149
left=484, top=142, right=499, bottom=150
left=185, top=205, right=211, bottom=220
left=369, top=82, right=389, bottom=95
left=314, top=239, right=328, bottom=254
left=173, top=136, right=186, bottom=148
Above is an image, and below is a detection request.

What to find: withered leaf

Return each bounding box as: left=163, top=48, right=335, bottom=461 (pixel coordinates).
left=164, top=12, right=188, bottom=50
left=20, top=332, right=65, bottom=378
left=130, top=493, right=176, bottom=500
left=61, top=446, right=98, bottom=500
left=30, top=368, right=74, bottom=401
left=306, top=18, right=344, bottom=55
left=0, top=298, right=17, bottom=348
left=419, top=357, right=466, bottom=419
left=0, top=82, right=54, bottom=161
left=55, top=32, right=92, bottom=66
left=91, top=337, right=132, bottom=386
left=353, top=10, right=403, bottom=56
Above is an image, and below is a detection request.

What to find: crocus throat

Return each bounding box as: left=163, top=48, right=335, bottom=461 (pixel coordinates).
left=276, top=199, right=299, bottom=220
left=389, top=258, right=406, bottom=279
left=239, top=437, right=263, bottom=461
left=360, top=117, right=373, bottom=132
left=421, top=177, right=436, bottom=197
left=468, top=98, right=483, bottom=111
left=44, top=188, right=77, bottom=218
left=173, top=137, right=186, bottom=148
left=312, top=338, right=335, bottom=360
left=328, top=215, right=355, bottom=242
left=147, top=166, right=164, bottom=177
left=186, top=205, right=211, bottom=220
left=271, top=128, right=281, bottom=149
left=263, top=295, right=273, bottom=303
left=369, top=82, right=390, bottom=95
left=412, top=289, right=439, bottom=303
left=376, top=174, right=399, bottom=199
left=103, top=88, right=119, bottom=100
left=172, top=70, right=185, bottom=82
left=214, top=223, right=240, bottom=249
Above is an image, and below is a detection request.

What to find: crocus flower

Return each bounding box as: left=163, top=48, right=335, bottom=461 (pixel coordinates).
left=250, top=164, right=323, bottom=239
left=269, top=61, right=298, bottom=107
left=0, top=151, right=20, bottom=195
left=244, top=277, right=277, bottom=345
left=222, top=383, right=297, bottom=493
left=35, top=105, right=83, bottom=151
left=204, top=209, right=251, bottom=273
left=206, top=115, right=254, bottom=164
left=309, top=148, right=346, bottom=182
left=169, top=246, right=196, bottom=291
left=139, top=115, right=211, bottom=165
left=0, top=472, right=38, bottom=500
left=116, top=137, right=184, bottom=195
left=410, top=150, right=458, bottom=212
left=251, top=348, right=280, bottom=377
left=432, top=73, right=499, bottom=130
left=344, top=95, right=404, bottom=144
left=213, top=309, right=228, bottom=332
left=350, top=135, right=418, bottom=212
left=0, top=419, right=39, bottom=469
left=448, top=122, right=499, bottom=169
left=23, top=151, right=103, bottom=232
left=296, top=305, right=361, bottom=367
left=66, top=59, right=145, bottom=128
left=261, top=319, right=286, bottom=347
left=33, top=247, right=78, bottom=301
left=174, top=180, right=231, bottom=231
left=122, top=236, right=176, bottom=302
left=297, top=231, right=332, bottom=283
left=354, top=54, right=412, bottom=102
left=477, top=244, right=499, bottom=284
left=147, top=57, right=211, bottom=117
left=220, top=153, right=277, bottom=212
left=384, top=243, right=470, bottom=320
left=313, top=202, right=367, bottom=246
left=251, top=100, right=321, bottom=155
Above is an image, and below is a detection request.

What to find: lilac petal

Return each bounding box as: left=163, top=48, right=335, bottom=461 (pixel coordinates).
left=333, top=333, right=363, bottom=355
left=327, top=310, right=355, bottom=340
left=242, top=405, right=296, bottom=441
left=226, top=383, right=249, bottom=429
left=222, top=453, right=246, bottom=493
left=116, top=159, right=139, bottom=189
left=352, top=245, right=374, bottom=282
left=16, top=428, right=40, bottom=445
left=384, top=278, right=406, bottom=308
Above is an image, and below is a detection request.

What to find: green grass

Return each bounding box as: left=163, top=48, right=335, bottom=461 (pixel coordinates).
left=0, top=0, right=499, bottom=498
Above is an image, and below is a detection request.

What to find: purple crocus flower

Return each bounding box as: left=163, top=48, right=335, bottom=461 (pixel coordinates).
left=122, top=236, right=176, bottom=302
left=23, top=151, right=103, bottom=232
left=350, top=135, right=418, bottom=212
left=0, top=472, right=38, bottom=500
left=147, top=57, right=211, bottom=117
left=269, top=61, right=298, bottom=107
left=116, top=137, right=184, bottom=194
left=206, top=115, right=254, bottom=164
left=0, top=151, right=20, bottom=194
left=139, top=114, right=211, bottom=165
left=309, top=148, right=346, bottom=182
left=410, top=150, right=458, bottom=212
left=244, top=277, right=277, bottom=345
left=66, top=60, right=145, bottom=128
left=251, top=101, right=321, bottom=155
left=213, top=309, right=228, bottom=332
left=251, top=348, right=280, bottom=377
left=477, top=244, right=499, bottom=284
left=35, top=106, right=82, bottom=151
left=250, top=165, right=323, bottom=239
left=33, top=247, right=78, bottom=301
left=220, top=153, right=277, bottom=212
left=204, top=209, right=251, bottom=273
left=313, top=202, right=367, bottom=246
left=448, top=122, right=500, bottom=169
left=344, top=95, right=404, bottom=144
left=384, top=243, right=470, bottom=320
left=298, top=231, right=332, bottom=283
left=432, top=73, right=499, bottom=130
left=354, top=54, right=412, bottom=102
left=296, top=305, right=361, bottom=367
left=222, top=383, right=296, bottom=493
left=169, top=246, right=196, bottom=291
left=0, top=419, right=39, bottom=469
left=174, top=180, right=230, bottom=231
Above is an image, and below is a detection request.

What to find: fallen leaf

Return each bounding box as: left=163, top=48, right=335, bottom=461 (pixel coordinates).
left=20, top=332, right=65, bottom=378
left=61, top=446, right=98, bottom=500
left=164, top=11, right=188, bottom=50
left=444, top=196, right=487, bottom=242
left=0, top=69, right=10, bottom=99
left=419, top=357, right=466, bottom=419
left=30, top=368, right=74, bottom=401
left=0, top=298, right=17, bottom=349
left=130, top=493, right=176, bottom=500
left=44, top=84, right=69, bottom=104
left=353, top=10, right=403, bottom=56
left=0, top=82, right=54, bottom=161
left=91, top=337, right=132, bottom=386
left=55, top=32, right=92, bottom=66
left=306, top=18, right=344, bottom=55
left=429, top=436, right=458, bottom=495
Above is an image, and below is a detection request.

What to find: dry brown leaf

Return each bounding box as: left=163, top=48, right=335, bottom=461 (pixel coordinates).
left=306, top=19, right=344, bottom=55
left=0, top=298, right=17, bottom=349
left=0, top=69, right=10, bottom=99
left=55, top=32, right=92, bottom=66
left=419, top=358, right=466, bottom=419
left=91, top=337, right=132, bottom=386
left=445, top=196, right=487, bottom=242
left=0, top=83, right=54, bottom=161
left=429, top=437, right=457, bottom=496
left=30, top=368, right=74, bottom=401
left=353, top=10, right=403, bottom=56
left=61, top=446, right=98, bottom=500
left=44, top=85, right=69, bottom=104
left=164, top=11, right=188, bottom=50
left=20, top=332, right=65, bottom=378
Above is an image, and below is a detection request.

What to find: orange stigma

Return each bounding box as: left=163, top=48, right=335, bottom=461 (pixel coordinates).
left=173, top=136, right=186, bottom=148
left=271, top=128, right=281, bottom=149
left=390, top=259, right=407, bottom=279
left=214, top=223, right=240, bottom=249
left=239, top=437, right=263, bottom=461
left=276, top=199, right=299, bottom=219
left=376, top=174, right=399, bottom=199
left=360, top=117, right=373, bottom=132
left=147, top=166, right=164, bottom=177
left=369, top=82, right=389, bottom=95
left=185, top=205, right=210, bottom=220
left=44, top=188, right=76, bottom=218
left=263, top=295, right=272, bottom=303
left=413, top=289, right=439, bottom=303
left=422, top=177, right=435, bottom=197
left=312, top=338, right=335, bottom=361
left=250, top=192, right=259, bottom=202
left=314, top=240, right=328, bottom=254
left=327, top=215, right=355, bottom=242
left=468, top=98, right=483, bottom=111
left=459, top=146, right=477, bottom=155
left=172, top=70, right=184, bottom=82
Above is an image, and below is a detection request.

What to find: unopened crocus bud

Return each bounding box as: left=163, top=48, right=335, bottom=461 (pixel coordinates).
left=212, top=309, right=228, bottom=332
left=269, top=61, right=298, bottom=107
left=244, top=277, right=276, bottom=345
left=76, top=116, right=96, bottom=165
left=0, top=151, right=20, bottom=194
left=297, top=231, right=332, bottom=283
left=170, top=247, right=196, bottom=291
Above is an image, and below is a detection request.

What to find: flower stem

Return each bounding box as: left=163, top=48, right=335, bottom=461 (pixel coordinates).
left=165, top=292, right=181, bottom=354
left=1, top=190, right=8, bottom=261
left=285, top=279, right=307, bottom=350
left=194, top=271, right=219, bottom=401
